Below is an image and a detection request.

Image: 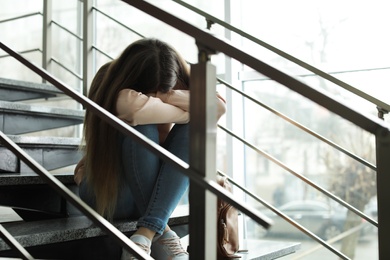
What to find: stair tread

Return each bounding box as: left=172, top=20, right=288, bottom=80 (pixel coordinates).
left=0, top=100, right=84, bottom=118
left=0, top=207, right=189, bottom=251
left=0, top=216, right=137, bottom=250
left=0, top=78, right=63, bottom=95
left=0, top=173, right=75, bottom=186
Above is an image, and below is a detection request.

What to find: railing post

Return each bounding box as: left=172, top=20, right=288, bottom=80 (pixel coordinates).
left=189, top=45, right=218, bottom=259
left=82, top=0, right=94, bottom=96
left=376, top=127, right=390, bottom=260
left=42, top=0, right=52, bottom=82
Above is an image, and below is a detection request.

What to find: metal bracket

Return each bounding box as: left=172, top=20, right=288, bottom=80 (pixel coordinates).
left=205, top=18, right=215, bottom=30
left=377, top=106, right=389, bottom=120
left=196, top=41, right=218, bottom=63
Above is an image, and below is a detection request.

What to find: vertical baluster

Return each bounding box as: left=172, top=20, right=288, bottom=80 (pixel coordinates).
left=82, top=0, right=93, bottom=97
left=42, top=0, right=52, bottom=83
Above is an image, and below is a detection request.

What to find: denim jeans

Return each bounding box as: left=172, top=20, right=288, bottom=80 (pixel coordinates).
left=79, top=123, right=189, bottom=235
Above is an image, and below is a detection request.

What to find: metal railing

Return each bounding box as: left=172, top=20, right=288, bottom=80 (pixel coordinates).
left=1, top=0, right=389, bottom=259
left=120, top=1, right=390, bottom=260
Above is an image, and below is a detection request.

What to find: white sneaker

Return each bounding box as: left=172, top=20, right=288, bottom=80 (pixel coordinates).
left=121, top=234, right=151, bottom=260
left=151, top=230, right=189, bottom=260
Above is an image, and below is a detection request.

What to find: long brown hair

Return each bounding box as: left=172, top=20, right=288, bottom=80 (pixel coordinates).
left=83, top=38, right=190, bottom=218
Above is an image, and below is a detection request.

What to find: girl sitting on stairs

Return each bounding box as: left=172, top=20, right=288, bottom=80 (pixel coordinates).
left=74, top=38, right=226, bottom=260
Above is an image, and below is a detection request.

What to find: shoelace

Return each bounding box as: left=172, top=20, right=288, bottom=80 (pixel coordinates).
left=159, top=237, right=189, bottom=255
left=129, top=242, right=150, bottom=260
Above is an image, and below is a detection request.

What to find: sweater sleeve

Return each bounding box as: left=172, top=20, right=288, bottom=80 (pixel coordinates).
left=157, top=90, right=190, bottom=111
left=116, top=89, right=189, bottom=126
left=158, top=90, right=226, bottom=120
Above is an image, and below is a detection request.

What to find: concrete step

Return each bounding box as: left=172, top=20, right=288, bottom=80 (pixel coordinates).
left=0, top=77, right=63, bottom=102
left=0, top=100, right=84, bottom=134
left=0, top=172, right=75, bottom=186
left=0, top=207, right=189, bottom=259
left=0, top=135, right=82, bottom=173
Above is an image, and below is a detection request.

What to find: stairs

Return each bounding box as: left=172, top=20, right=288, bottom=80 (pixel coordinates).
left=0, top=209, right=190, bottom=259
left=0, top=77, right=83, bottom=222
left=0, top=77, right=300, bottom=259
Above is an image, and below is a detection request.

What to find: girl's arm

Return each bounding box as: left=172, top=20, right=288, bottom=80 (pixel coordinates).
left=116, top=89, right=226, bottom=127
left=116, top=89, right=189, bottom=126
left=158, top=89, right=226, bottom=120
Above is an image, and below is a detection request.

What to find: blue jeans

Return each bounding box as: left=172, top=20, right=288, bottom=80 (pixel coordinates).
left=79, top=123, right=189, bottom=235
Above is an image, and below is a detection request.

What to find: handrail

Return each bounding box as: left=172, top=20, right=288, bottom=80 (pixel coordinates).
left=0, top=12, right=41, bottom=24
left=0, top=224, right=34, bottom=260
left=172, top=0, right=390, bottom=114
left=218, top=124, right=378, bottom=228
left=218, top=170, right=359, bottom=260
left=123, top=0, right=389, bottom=136
left=0, top=38, right=271, bottom=230
left=217, top=78, right=377, bottom=171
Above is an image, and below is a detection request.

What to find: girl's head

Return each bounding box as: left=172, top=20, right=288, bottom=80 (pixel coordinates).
left=113, top=38, right=189, bottom=93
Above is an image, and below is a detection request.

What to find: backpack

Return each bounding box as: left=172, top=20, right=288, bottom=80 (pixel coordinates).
left=216, top=175, right=241, bottom=259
